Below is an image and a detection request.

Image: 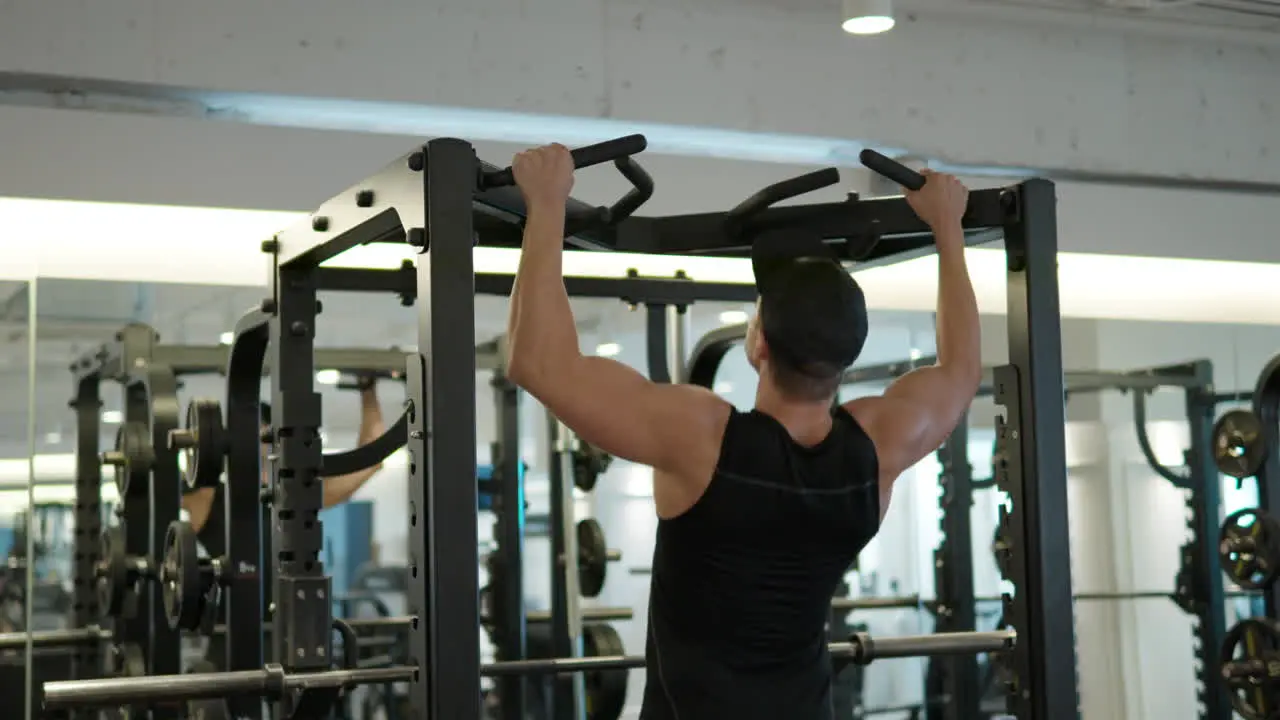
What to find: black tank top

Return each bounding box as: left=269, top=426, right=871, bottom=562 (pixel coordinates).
left=640, top=407, right=881, bottom=720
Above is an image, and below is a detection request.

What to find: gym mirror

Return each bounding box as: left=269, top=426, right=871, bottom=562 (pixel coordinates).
left=0, top=281, right=33, bottom=719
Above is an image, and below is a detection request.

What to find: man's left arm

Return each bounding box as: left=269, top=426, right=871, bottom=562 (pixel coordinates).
left=504, top=145, right=728, bottom=474
left=322, top=386, right=386, bottom=507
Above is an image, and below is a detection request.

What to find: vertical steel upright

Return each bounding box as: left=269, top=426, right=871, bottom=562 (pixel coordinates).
left=1181, top=363, right=1231, bottom=720
left=70, top=376, right=102, bottom=684
left=222, top=316, right=269, bottom=718
left=492, top=364, right=527, bottom=720
left=268, top=261, right=333, bottom=717
left=1252, top=356, right=1280, bottom=618
left=404, top=138, right=482, bottom=720
left=996, top=178, right=1078, bottom=720
left=132, top=365, right=182, bottom=693
left=933, top=416, right=980, bottom=720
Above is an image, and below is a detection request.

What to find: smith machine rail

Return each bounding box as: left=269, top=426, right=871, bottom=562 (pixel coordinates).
left=41, top=136, right=1069, bottom=720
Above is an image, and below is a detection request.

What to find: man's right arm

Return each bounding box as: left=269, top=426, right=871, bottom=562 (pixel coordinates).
left=843, top=172, right=982, bottom=507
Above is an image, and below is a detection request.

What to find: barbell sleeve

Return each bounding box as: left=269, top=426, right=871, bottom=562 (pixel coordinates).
left=43, top=665, right=417, bottom=709
left=0, top=627, right=109, bottom=651
left=840, top=629, right=1016, bottom=665
left=830, top=595, right=926, bottom=611
left=482, top=655, right=646, bottom=676
left=44, top=669, right=271, bottom=708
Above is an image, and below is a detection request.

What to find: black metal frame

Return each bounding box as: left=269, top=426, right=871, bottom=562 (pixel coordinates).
left=845, top=355, right=1240, bottom=720
left=65, top=323, right=426, bottom=720
left=67, top=323, right=183, bottom=713
left=260, top=135, right=1060, bottom=720
left=484, top=337, right=528, bottom=720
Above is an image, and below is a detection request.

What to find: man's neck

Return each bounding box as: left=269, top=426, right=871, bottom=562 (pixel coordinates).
left=753, top=382, right=835, bottom=447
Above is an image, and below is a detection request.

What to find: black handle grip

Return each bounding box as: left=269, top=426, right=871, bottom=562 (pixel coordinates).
left=484, top=134, right=649, bottom=189
left=725, top=167, right=841, bottom=239
left=859, top=149, right=926, bottom=191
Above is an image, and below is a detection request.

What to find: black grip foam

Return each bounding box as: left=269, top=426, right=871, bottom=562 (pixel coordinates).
left=859, top=149, right=926, bottom=191
left=484, top=134, right=648, bottom=189
left=571, top=134, right=647, bottom=169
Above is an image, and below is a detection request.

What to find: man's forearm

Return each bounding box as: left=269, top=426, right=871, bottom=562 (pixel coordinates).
left=323, top=471, right=373, bottom=507
left=358, top=391, right=385, bottom=445
left=506, top=204, right=581, bottom=381
left=933, top=225, right=981, bottom=381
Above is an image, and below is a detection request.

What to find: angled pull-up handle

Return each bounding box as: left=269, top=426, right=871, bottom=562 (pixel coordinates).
left=859, top=149, right=926, bottom=191
left=725, top=167, right=841, bottom=240
left=320, top=407, right=409, bottom=478
left=481, top=134, right=649, bottom=189
left=565, top=155, right=655, bottom=236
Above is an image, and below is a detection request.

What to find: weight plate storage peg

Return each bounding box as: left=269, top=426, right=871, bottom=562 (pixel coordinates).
left=578, top=518, right=610, bottom=598
left=162, top=520, right=204, bottom=630
left=572, top=442, right=614, bottom=492
left=173, top=398, right=225, bottom=490
left=583, top=624, right=629, bottom=720
left=1220, top=508, right=1280, bottom=590
left=96, top=525, right=131, bottom=618
left=1214, top=409, right=1267, bottom=480
left=1221, top=617, right=1280, bottom=720
left=104, top=422, right=155, bottom=496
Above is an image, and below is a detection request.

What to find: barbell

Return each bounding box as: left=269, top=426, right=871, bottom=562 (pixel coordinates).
left=0, top=606, right=635, bottom=653
left=42, top=629, right=1015, bottom=709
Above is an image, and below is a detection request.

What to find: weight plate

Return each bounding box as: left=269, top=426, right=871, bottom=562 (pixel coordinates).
left=1220, top=508, right=1280, bottom=590
left=1214, top=409, right=1267, bottom=480
left=113, top=421, right=156, bottom=497
left=582, top=624, right=629, bottom=720
left=572, top=443, right=613, bottom=493
left=96, top=525, right=130, bottom=618
left=577, top=518, right=609, bottom=599
left=1221, top=617, right=1280, bottom=720
left=162, top=520, right=204, bottom=630
left=182, top=398, right=226, bottom=490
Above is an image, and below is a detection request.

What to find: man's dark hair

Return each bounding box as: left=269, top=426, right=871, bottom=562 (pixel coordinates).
left=760, top=302, right=845, bottom=402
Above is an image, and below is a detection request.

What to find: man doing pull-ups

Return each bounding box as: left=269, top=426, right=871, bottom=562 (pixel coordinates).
left=182, top=383, right=387, bottom=534
left=505, top=144, right=980, bottom=720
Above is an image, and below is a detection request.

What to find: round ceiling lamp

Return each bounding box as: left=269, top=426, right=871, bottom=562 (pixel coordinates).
left=842, top=0, right=896, bottom=35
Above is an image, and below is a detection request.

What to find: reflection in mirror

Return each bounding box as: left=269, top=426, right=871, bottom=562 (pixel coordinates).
left=0, top=281, right=33, bottom=719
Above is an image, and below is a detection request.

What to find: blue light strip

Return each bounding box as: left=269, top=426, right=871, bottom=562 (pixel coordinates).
left=0, top=71, right=905, bottom=166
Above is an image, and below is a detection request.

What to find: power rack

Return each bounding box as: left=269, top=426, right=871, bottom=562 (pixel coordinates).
left=255, top=134, right=1070, bottom=720
left=838, top=355, right=1241, bottom=720
left=61, top=325, right=417, bottom=720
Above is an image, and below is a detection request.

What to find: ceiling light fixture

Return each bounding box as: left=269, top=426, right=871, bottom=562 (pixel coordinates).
left=595, top=342, right=622, bottom=358
left=315, top=369, right=341, bottom=385
left=842, top=0, right=896, bottom=35
left=718, top=310, right=749, bottom=325
left=219, top=331, right=234, bottom=345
